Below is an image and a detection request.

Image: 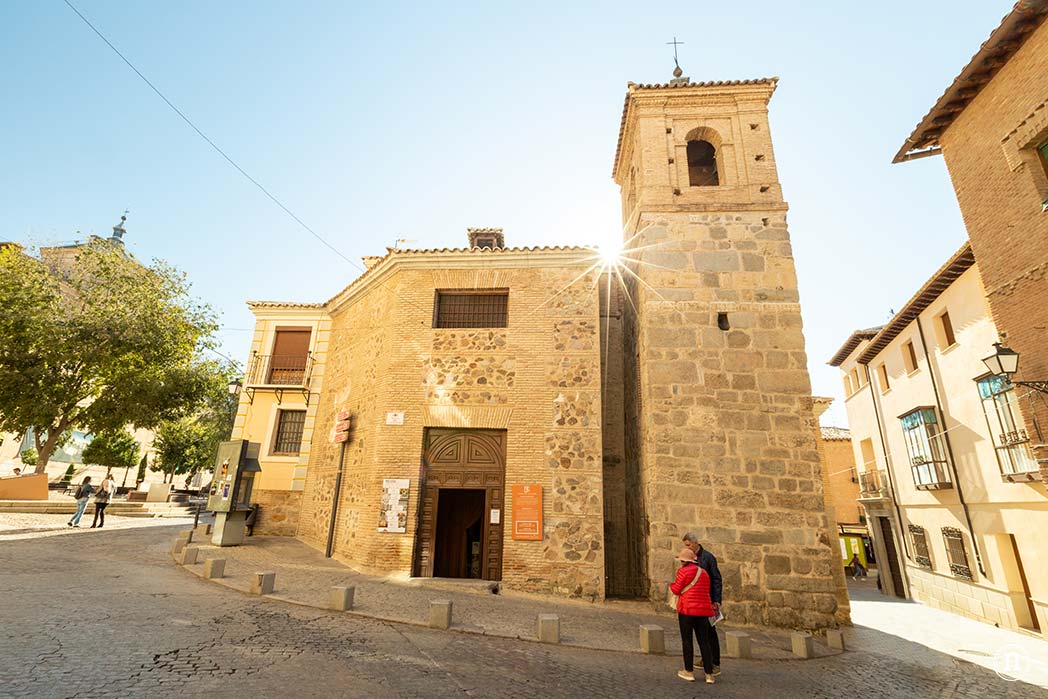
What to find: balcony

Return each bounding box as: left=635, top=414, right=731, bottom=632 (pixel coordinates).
left=911, top=458, right=953, bottom=490
left=858, top=469, right=890, bottom=500
left=245, top=353, right=312, bottom=404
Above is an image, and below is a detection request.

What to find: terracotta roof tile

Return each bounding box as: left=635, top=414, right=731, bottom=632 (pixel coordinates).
left=821, top=426, right=852, bottom=441
left=827, top=326, right=885, bottom=367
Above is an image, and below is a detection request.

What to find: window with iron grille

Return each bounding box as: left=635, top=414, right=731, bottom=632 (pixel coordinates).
left=909, top=524, right=932, bottom=569
left=900, top=407, right=952, bottom=489
left=434, top=290, right=508, bottom=328
left=272, top=409, right=306, bottom=455
left=941, top=527, right=973, bottom=581
left=977, top=375, right=1038, bottom=476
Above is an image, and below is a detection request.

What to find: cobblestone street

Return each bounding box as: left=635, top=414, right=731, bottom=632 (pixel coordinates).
left=1, top=515, right=1045, bottom=698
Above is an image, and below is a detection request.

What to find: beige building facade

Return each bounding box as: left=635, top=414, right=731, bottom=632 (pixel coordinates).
left=231, top=75, right=846, bottom=628
left=831, top=244, right=1047, bottom=634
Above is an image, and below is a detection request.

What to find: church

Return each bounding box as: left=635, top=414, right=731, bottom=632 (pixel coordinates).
left=231, top=69, right=845, bottom=630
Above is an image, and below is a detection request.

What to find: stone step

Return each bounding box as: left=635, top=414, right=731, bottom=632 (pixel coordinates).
left=0, top=500, right=196, bottom=517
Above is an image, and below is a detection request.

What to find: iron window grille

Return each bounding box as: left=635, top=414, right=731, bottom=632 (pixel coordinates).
left=433, top=290, right=509, bottom=328
left=976, top=374, right=1039, bottom=478
left=899, top=407, right=953, bottom=489
left=908, top=524, right=932, bottom=569
left=941, top=526, right=973, bottom=581
left=272, top=409, right=306, bottom=455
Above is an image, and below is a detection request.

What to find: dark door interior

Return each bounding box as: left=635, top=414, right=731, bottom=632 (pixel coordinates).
left=433, top=489, right=486, bottom=579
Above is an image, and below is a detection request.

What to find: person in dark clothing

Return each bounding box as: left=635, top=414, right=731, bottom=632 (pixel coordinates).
left=682, top=531, right=722, bottom=676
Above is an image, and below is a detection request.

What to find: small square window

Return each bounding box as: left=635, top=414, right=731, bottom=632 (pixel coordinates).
left=942, top=527, right=973, bottom=581
left=877, top=364, right=890, bottom=393
left=937, top=311, right=956, bottom=348
left=434, top=290, right=508, bottom=328
left=903, top=340, right=919, bottom=373
left=272, top=409, right=306, bottom=455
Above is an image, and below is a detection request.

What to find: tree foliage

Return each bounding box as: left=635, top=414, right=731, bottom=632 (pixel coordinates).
left=0, top=240, right=220, bottom=473
left=82, top=429, right=139, bottom=473
left=154, top=362, right=238, bottom=480
left=20, top=448, right=37, bottom=467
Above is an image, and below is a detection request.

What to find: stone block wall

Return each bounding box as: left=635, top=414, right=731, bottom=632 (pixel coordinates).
left=298, top=251, right=607, bottom=600
left=626, top=211, right=842, bottom=629
left=251, top=488, right=302, bottom=537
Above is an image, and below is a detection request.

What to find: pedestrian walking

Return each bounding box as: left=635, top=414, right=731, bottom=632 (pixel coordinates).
left=90, top=472, right=116, bottom=528
left=849, top=553, right=867, bottom=581
left=68, top=477, right=93, bottom=528
left=682, top=531, right=722, bottom=676
left=670, top=548, right=716, bottom=684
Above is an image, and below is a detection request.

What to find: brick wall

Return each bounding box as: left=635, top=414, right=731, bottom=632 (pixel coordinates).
left=251, top=488, right=302, bottom=536
left=819, top=437, right=863, bottom=525
left=938, top=19, right=1048, bottom=478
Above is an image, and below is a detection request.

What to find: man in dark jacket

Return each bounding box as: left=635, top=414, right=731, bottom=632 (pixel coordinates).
left=682, top=531, right=722, bottom=675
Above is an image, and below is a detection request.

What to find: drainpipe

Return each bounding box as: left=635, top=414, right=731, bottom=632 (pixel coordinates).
left=864, top=364, right=912, bottom=560
left=915, top=317, right=986, bottom=577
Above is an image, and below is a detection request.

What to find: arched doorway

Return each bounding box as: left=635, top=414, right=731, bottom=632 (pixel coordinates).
left=413, top=429, right=505, bottom=581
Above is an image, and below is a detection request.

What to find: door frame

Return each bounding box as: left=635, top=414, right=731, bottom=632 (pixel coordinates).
left=413, top=428, right=506, bottom=581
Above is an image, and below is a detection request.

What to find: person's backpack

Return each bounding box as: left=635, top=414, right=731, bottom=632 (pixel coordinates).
left=74, top=485, right=84, bottom=500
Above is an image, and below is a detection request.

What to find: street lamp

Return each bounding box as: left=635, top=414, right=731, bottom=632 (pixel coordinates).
left=227, top=378, right=243, bottom=397
left=981, top=343, right=1048, bottom=394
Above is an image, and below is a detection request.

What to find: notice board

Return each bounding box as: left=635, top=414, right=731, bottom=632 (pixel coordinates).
left=511, top=484, right=542, bottom=541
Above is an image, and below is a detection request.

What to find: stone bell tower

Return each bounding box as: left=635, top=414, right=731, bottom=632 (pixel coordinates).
left=612, top=72, right=844, bottom=628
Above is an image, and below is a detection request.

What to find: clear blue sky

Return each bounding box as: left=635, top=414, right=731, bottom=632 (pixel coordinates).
left=1, top=1, right=1011, bottom=427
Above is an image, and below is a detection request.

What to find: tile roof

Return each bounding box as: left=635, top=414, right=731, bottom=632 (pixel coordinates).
left=246, top=301, right=326, bottom=309
left=821, top=426, right=852, bottom=441
left=827, top=326, right=885, bottom=367
left=894, top=1, right=1048, bottom=163
left=856, top=242, right=975, bottom=364
left=612, top=77, right=778, bottom=178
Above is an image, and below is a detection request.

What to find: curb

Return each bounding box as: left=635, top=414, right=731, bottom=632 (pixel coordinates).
left=170, top=548, right=844, bottom=660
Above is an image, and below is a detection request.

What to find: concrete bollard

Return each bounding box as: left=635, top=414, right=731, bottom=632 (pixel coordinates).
left=180, top=530, right=194, bottom=544
left=179, top=546, right=199, bottom=565
left=791, top=631, right=814, bottom=659
left=194, top=523, right=212, bottom=537
left=537, top=614, right=560, bottom=644
left=203, top=558, right=225, bottom=579
left=251, top=571, right=276, bottom=595
left=826, top=629, right=845, bottom=651
left=639, top=624, right=665, bottom=654
left=172, top=537, right=188, bottom=555
left=429, top=600, right=452, bottom=629
left=331, top=586, right=356, bottom=612
left=725, top=630, right=752, bottom=659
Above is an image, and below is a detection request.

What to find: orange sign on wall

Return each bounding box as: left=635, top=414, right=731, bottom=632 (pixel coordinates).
left=511, top=484, right=543, bottom=541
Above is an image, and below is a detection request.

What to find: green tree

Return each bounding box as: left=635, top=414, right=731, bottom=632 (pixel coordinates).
left=0, top=240, right=219, bottom=473
left=19, top=448, right=37, bottom=467
left=82, top=429, right=140, bottom=486
left=153, top=362, right=238, bottom=483
left=61, top=463, right=75, bottom=485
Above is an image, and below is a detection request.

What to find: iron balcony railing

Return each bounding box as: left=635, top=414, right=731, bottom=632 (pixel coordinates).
left=858, top=469, right=890, bottom=499
left=246, top=353, right=313, bottom=387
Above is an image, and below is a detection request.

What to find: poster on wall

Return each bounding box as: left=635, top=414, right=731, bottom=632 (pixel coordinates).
left=511, top=484, right=543, bottom=541
left=377, top=478, right=410, bottom=533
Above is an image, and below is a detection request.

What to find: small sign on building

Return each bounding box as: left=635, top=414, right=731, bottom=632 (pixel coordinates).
left=511, top=484, right=542, bottom=541
left=386, top=411, right=405, bottom=425
left=332, top=408, right=351, bottom=444
left=377, top=478, right=409, bottom=533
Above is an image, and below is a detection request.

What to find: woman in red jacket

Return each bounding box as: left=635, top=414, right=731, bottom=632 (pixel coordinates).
left=670, top=548, right=716, bottom=684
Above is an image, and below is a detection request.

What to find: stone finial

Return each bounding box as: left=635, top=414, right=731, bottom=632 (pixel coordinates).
left=467, top=228, right=504, bottom=249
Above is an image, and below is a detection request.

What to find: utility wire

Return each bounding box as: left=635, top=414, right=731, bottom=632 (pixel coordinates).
left=61, top=0, right=354, bottom=268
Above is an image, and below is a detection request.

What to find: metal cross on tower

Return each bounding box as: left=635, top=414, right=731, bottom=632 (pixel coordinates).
left=666, top=37, right=684, bottom=77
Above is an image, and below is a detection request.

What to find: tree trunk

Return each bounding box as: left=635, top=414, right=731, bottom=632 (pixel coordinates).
left=33, top=417, right=72, bottom=475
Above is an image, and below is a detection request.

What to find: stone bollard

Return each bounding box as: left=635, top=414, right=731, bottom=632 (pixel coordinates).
left=725, top=630, right=752, bottom=659
left=172, top=536, right=188, bottom=555
left=194, top=523, right=212, bottom=537
left=251, top=571, right=276, bottom=595
left=639, top=625, right=665, bottom=654
left=791, top=631, right=814, bottom=659
left=179, top=546, right=199, bottom=565
left=826, top=629, right=845, bottom=651
left=331, top=586, right=356, bottom=612
left=537, top=614, right=560, bottom=644
left=203, top=558, right=226, bottom=579
left=429, top=600, right=452, bottom=629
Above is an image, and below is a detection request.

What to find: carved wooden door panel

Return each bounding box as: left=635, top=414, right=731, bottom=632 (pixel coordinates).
left=416, top=429, right=505, bottom=581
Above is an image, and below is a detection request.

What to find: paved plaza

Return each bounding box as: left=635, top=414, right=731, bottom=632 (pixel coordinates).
left=0, top=514, right=1045, bottom=698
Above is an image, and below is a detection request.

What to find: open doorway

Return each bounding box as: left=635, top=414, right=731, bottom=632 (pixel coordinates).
left=433, top=489, right=486, bottom=578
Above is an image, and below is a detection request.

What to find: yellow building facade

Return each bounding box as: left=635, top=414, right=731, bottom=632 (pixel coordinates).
left=831, top=244, right=1047, bottom=634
